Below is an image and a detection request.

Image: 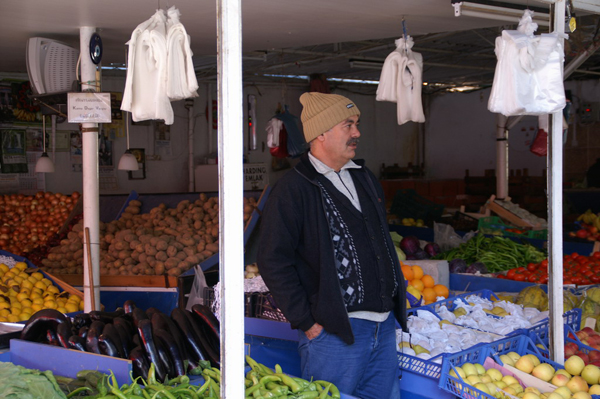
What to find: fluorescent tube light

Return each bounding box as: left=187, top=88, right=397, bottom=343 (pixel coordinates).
left=349, top=60, right=384, bottom=70
left=453, top=2, right=550, bottom=27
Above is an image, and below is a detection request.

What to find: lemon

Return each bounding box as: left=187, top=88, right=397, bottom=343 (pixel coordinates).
left=18, top=312, right=31, bottom=322
left=0, top=316, right=6, bottom=322
left=0, top=309, right=9, bottom=317
left=14, top=262, right=27, bottom=271
left=20, top=279, right=33, bottom=289
left=31, top=272, right=44, bottom=281
left=0, top=264, right=9, bottom=273
left=16, top=292, right=29, bottom=302
left=31, top=303, right=43, bottom=312
left=7, top=314, right=18, bottom=323
left=56, top=307, right=68, bottom=314
left=41, top=278, right=52, bottom=287
left=12, top=276, right=23, bottom=285
left=0, top=302, right=9, bottom=310
left=65, top=303, right=79, bottom=313
left=68, top=294, right=82, bottom=303
left=34, top=281, right=46, bottom=290
left=79, top=301, right=85, bottom=311
left=46, top=285, right=60, bottom=295
left=43, top=300, right=57, bottom=309
left=32, top=297, right=44, bottom=305
left=20, top=299, right=32, bottom=308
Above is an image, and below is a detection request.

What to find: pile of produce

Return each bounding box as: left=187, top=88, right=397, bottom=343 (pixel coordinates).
left=435, top=234, right=546, bottom=274
left=398, top=235, right=441, bottom=260
left=566, top=328, right=600, bottom=364
left=0, top=261, right=83, bottom=322
left=569, top=209, right=600, bottom=242
left=40, top=194, right=257, bottom=277
left=449, top=349, right=600, bottom=399
left=402, top=263, right=449, bottom=307
left=498, top=252, right=600, bottom=285
left=20, top=301, right=220, bottom=382
left=0, top=191, right=80, bottom=256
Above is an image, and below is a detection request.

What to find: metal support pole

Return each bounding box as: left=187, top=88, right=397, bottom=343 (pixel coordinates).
left=217, top=0, right=245, bottom=397
left=548, top=0, right=566, bottom=365
left=495, top=114, right=509, bottom=199
left=80, top=26, right=101, bottom=312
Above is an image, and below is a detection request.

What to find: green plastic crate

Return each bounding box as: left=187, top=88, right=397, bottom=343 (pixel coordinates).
left=477, top=216, right=547, bottom=240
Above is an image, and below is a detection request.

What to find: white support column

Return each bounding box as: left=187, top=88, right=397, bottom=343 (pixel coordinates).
left=495, top=114, right=509, bottom=199
left=80, top=26, right=101, bottom=312
left=216, top=0, right=245, bottom=397
left=186, top=99, right=195, bottom=192
left=548, top=0, right=566, bottom=365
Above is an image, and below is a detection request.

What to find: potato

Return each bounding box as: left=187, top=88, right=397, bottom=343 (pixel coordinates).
left=156, top=251, right=168, bottom=262
left=167, top=267, right=182, bottom=276
left=154, top=262, right=165, bottom=275
left=176, top=252, right=187, bottom=261
left=205, top=243, right=219, bottom=253
left=165, top=258, right=179, bottom=270
left=129, top=199, right=142, bottom=207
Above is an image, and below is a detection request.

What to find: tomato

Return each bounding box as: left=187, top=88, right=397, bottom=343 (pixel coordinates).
left=577, top=229, right=590, bottom=239
left=539, top=275, right=549, bottom=284
left=527, top=263, right=538, bottom=272
left=591, top=275, right=600, bottom=284
left=540, top=259, right=548, bottom=268
left=514, top=274, right=526, bottom=282
left=496, top=274, right=507, bottom=279
left=527, top=274, right=538, bottom=282
left=507, top=269, right=517, bottom=279
left=593, top=252, right=600, bottom=260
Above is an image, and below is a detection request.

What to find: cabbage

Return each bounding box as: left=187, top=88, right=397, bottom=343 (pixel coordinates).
left=424, top=242, right=440, bottom=257
left=465, top=262, right=488, bottom=274
left=0, top=361, right=66, bottom=399
left=448, top=258, right=468, bottom=273
left=399, top=236, right=421, bottom=255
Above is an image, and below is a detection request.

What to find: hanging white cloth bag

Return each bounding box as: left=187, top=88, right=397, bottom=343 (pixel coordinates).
left=376, top=36, right=425, bottom=125
left=166, top=6, right=199, bottom=101
left=488, top=10, right=567, bottom=116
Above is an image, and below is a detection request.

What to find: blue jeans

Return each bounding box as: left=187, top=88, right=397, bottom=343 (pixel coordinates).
left=298, top=315, right=400, bottom=399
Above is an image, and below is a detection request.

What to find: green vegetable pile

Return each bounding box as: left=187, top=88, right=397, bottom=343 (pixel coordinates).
left=434, top=234, right=547, bottom=272
left=245, top=356, right=340, bottom=399
left=0, top=361, right=66, bottom=399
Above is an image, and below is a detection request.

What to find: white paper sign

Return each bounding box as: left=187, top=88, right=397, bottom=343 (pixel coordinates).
left=243, top=163, right=268, bottom=191
left=68, top=93, right=112, bottom=123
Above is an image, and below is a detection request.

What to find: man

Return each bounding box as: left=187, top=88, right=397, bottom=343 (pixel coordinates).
left=257, top=92, right=407, bottom=399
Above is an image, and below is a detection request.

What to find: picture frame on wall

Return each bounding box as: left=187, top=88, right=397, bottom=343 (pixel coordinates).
left=128, top=148, right=146, bottom=180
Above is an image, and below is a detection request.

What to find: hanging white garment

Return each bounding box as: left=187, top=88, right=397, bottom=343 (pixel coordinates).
left=121, top=9, right=174, bottom=125
left=488, top=10, right=567, bottom=116
left=166, top=6, right=199, bottom=101
left=266, top=118, right=283, bottom=148
left=376, top=36, right=425, bottom=125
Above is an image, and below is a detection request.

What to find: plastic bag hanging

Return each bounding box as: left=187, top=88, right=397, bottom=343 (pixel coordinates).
left=376, top=35, right=425, bottom=125
left=166, top=6, right=199, bottom=101
left=488, top=10, right=567, bottom=116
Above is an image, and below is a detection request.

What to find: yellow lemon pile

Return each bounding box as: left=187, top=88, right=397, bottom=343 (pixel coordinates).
left=0, top=262, right=84, bottom=322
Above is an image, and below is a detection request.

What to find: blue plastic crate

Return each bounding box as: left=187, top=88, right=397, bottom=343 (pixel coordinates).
left=439, top=335, right=566, bottom=399
left=422, top=289, right=499, bottom=315
left=532, top=323, right=599, bottom=361
left=511, top=308, right=582, bottom=340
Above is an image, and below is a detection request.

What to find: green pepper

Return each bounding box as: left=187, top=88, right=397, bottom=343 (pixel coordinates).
left=66, top=386, right=93, bottom=398
left=274, top=373, right=301, bottom=393
left=318, top=383, right=331, bottom=399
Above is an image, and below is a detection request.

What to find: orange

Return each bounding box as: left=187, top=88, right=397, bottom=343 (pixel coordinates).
left=401, top=264, right=414, bottom=281
left=411, top=265, right=424, bottom=280
left=409, top=279, right=424, bottom=292
left=422, top=287, right=437, bottom=303
left=422, top=275, right=435, bottom=288
left=433, top=284, right=449, bottom=299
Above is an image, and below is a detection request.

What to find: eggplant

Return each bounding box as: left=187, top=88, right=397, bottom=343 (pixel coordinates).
left=132, top=308, right=149, bottom=329
left=89, top=308, right=125, bottom=324
left=78, top=326, right=89, bottom=339
left=123, top=300, right=136, bottom=314
left=98, top=334, right=120, bottom=358
left=67, top=335, right=86, bottom=351
left=183, top=309, right=220, bottom=367
left=72, top=313, right=92, bottom=330
left=152, top=312, right=188, bottom=362
left=113, top=317, right=134, bottom=337
left=102, top=324, right=125, bottom=358
left=85, top=328, right=101, bottom=354
left=145, top=307, right=161, bottom=320
left=138, top=319, right=167, bottom=382
left=46, top=329, right=59, bottom=346
left=113, top=322, right=132, bottom=358
left=170, top=308, right=209, bottom=365
left=21, top=309, right=72, bottom=342
left=129, top=346, right=150, bottom=380
left=151, top=330, right=174, bottom=378
left=153, top=328, right=185, bottom=377
left=191, top=304, right=220, bottom=339
left=56, top=322, right=72, bottom=349
left=88, top=320, right=105, bottom=336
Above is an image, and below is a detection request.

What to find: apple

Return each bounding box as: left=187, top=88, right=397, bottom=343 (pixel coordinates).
left=450, top=366, right=466, bottom=380
left=532, top=363, right=556, bottom=382
left=524, top=354, right=541, bottom=366
left=566, top=355, right=587, bottom=376
left=486, top=368, right=503, bottom=382
left=555, top=369, right=572, bottom=378
left=577, top=352, right=591, bottom=365
left=582, top=327, right=596, bottom=336
left=509, top=383, right=524, bottom=394
left=572, top=392, right=593, bottom=399
left=525, top=387, right=541, bottom=395
left=467, top=375, right=482, bottom=385
left=474, top=382, right=491, bottom=395
left=566, top=375, right=589, bottom=394
left=502, top=386, right=517, bottom=396
left=551, top=373, right=570, bottom=387
left=475, top=363, right=486, bottom=375
left=588, top=350, right=600, bottom=362
left=462, top=362, right=478, bottom=377
left=523, top=392, right=542, bottom=399
left=502, top=375, right=519, bottom=386
left=480, top=374, right=492, bottom=383
left=581, top=364, right=600, bottom=385
left=507, top=351, right=521, bottom=363
left=566, top=342, right=580, bottom=357
left=516, top=355, right=535, bottom=374
left=588, top=384, right=600, bottom=395
left=577, top=330, right=590, bottom=341
left=494, top=381, right=508, bottom=389
left=500, top=354, right=515, bottom=367
left=554, top=386, right=573, bottom=399
left=546, top=393, right=565, bottom=399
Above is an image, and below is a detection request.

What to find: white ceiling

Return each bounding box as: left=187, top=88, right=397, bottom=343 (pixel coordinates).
left=0, top=0, right=598, bottom=89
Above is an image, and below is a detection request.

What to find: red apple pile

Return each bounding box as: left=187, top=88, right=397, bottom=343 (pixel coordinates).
left=566, top=327, right=600, bottom=367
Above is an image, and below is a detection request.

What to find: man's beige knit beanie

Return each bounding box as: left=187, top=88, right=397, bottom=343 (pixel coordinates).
left=299, top=92, right=361, bottom=143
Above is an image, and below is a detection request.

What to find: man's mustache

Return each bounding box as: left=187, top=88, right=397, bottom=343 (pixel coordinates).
left=347, top=138, right=359, bottom=146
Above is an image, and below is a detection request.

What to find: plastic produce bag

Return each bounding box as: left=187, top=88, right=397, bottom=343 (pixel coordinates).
left=433, top=222, right=476, bottom=252
left=488, top=10, right=567, bottom=116
left=185, top=264, right=208, bottom=311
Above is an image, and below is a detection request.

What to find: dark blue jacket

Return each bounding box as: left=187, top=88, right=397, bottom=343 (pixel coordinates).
left=257, top=152, right=407, bottom=344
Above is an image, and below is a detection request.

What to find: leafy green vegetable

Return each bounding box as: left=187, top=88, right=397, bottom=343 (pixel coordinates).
left=0, top=361, right=67, bottom=399
left=433, top=234, right=546, bottom=272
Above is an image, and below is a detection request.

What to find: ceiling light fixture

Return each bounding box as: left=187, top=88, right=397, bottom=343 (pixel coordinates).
left=348, top=59, right=384, bottom=70
left=117, top=112, right=139, bottom=171
left=452, top=1, right=550, bottom=27
left=35, top=115, right=55, bottom=173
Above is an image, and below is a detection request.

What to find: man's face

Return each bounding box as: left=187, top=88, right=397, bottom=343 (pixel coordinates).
left=322, top=115, right=361, bottom=164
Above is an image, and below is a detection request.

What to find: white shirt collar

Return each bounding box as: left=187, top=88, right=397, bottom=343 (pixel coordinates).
left=308, top=151, right=362, bottom=175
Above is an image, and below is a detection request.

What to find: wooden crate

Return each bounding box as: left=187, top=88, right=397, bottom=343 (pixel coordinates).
left=56, top=274, right=179, bottom=288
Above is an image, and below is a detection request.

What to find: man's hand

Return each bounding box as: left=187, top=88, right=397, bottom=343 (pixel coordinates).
left=305, top=323, right=323, bottom=340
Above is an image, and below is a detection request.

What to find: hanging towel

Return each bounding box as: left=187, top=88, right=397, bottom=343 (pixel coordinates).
left=488, top=10, right=567, bottom=116
left=166, top=6, right=199, bottom=101
left=376, top=36, right=425, bottom=125
left=121, top=9, right=173, bottom=124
